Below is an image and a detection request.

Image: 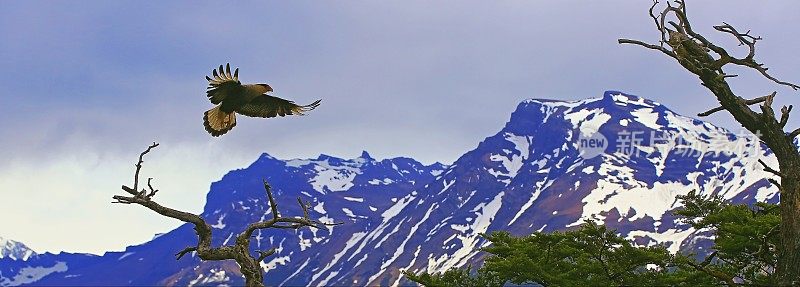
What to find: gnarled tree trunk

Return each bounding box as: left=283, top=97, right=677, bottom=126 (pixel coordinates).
left=619, top=1, right=800, bottom=284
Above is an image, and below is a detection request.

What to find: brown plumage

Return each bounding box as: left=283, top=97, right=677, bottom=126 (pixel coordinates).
left=203, top=63, right=321, bottom=136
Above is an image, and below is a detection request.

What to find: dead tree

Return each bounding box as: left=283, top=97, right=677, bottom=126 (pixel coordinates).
left=619, top=1, right=800, bottom=284
left=112, top=142, right=338, bottom=287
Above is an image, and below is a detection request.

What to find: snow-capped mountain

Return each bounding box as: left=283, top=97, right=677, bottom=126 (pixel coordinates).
left=0, top=237, right=92, bottom=287
left=0, top=91, right=778, bottom=286
left=0, top=237, right=34, bottom=262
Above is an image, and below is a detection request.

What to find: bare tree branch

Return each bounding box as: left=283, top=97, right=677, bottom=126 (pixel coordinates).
left=728, top=59, right=800, bottom=91
left=789, top=128, right=800, bottom=140
left=767, top=178, right=782, bottom=190
left=700, top=251, right=718, bottom=267
left=759, top=159, right=783, bottom=178
left=759, top=91, right=778, bottom=121
left=256, top=248, right=277, bottom=262
left=264, top=180, right=279, bottom=220
left=779, top=105, right=793, bottom=128
left=711, top=23, right=800, bottom=90
left=298, top=197, right=310, bottom=219
left=713, top=22, right=760, bottom=60
left=175, top=246, right=197, bottom=260
left=752, top=224, right=780, bottom=260
left=698, top=95, right=769, bottom=117
left=113, top=143, right=339, bottom=287
left=146, top=178, right=158, bottom=199
left=686, top=258, right=737, bottom=285
left=647, top=0, right=663, bottom=43
left=618, top=39, right=676, bottom=58
left=131, top=142, right=158, bottom=196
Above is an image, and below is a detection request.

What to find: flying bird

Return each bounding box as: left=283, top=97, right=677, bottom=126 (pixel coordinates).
left=203, top=63, right=321, bottom=136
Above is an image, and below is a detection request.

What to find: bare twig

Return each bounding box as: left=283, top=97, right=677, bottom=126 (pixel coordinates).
left=298, top=197, right=310, bottom=219
left=146, top=178, right=159, bottom=198
left=710, top=23, right=799, bottom=90
left=767, top=178, right=782, bottom=189
left=618, top=39, right=676, bottom=58
left=759, top=159, right=783, bottom=178
left=256, top=248, right=277, bottom=262
left=729, top=59, right=800, bottom=90
left=759, top=91, right=778, bottom=121
left=265, top=180, right=279, bottom=220
left=789, top=128, right=800, bottom=141
left=647, top=0, right=662, bottom=43
left=700, top=251, right=718, bottom=267
left=698, top=95, right=770, bottom=117
left=175, top=246, right=197, bottom=260
left=713, top=22, right=760, bottom=60
left=131, top=142, right=159, bottom=196
left=779, top=105, right=793, bottom=128
left=696, top=106, right=723, bottom=118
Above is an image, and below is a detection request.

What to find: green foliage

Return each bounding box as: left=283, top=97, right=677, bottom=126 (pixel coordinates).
left=674, top=191, right=780, bottom=285
left=402, top=266, right=504, bottom=287
left=477, top=222, right=697, bottom=286
left=405, top=191, right=780, bottom=286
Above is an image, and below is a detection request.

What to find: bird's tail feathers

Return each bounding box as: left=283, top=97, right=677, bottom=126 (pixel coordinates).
left=203, top=105, right=237, bottom=137
left=293, top=99, right=322, bottom=115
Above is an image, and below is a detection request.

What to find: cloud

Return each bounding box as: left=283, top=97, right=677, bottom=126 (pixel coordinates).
left=0, top=141, right=258, bottom=254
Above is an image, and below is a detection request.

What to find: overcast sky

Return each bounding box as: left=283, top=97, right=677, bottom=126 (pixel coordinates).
left=1, top=1, right=798, bottom=255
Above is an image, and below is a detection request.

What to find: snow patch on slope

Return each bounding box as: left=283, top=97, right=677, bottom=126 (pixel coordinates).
left=429, top=191, right=505, bottom=272
left=188, top=268, right=230, bottom=287
left=310, top=162, right=360, bottom=193
left=488, top=133, right=532, bottom=179
left=0, top=261, right=67, bottom=286
left=627, top=228, right=696, bottom=253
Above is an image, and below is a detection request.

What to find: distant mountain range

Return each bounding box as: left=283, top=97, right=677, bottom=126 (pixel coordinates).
left=0, top=91, right=779, bottom=286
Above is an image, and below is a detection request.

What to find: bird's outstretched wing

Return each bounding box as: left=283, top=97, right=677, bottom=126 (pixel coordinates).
left=206, top=63, right=241, bottom=104
left=237, top=95, right=321, bottom=118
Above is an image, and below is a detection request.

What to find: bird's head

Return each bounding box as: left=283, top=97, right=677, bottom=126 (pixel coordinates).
left=256, top=84, right=273, bottom=94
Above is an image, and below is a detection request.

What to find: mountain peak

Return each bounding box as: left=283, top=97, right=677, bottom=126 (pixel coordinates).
left=518, top=91, right=664, bottom=112
left=358, top=150, right=374, bottom=161
left=316, top=153, right=344, bottom=162
left=258, top=152, right=275, bottom=160
left=600, top=90, right=671, bottom=111
left=505, top=90, right=682, bottom=136
left=0, top=236, right=36, bottom=261
left=603, top=90, right=640, bottom=101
